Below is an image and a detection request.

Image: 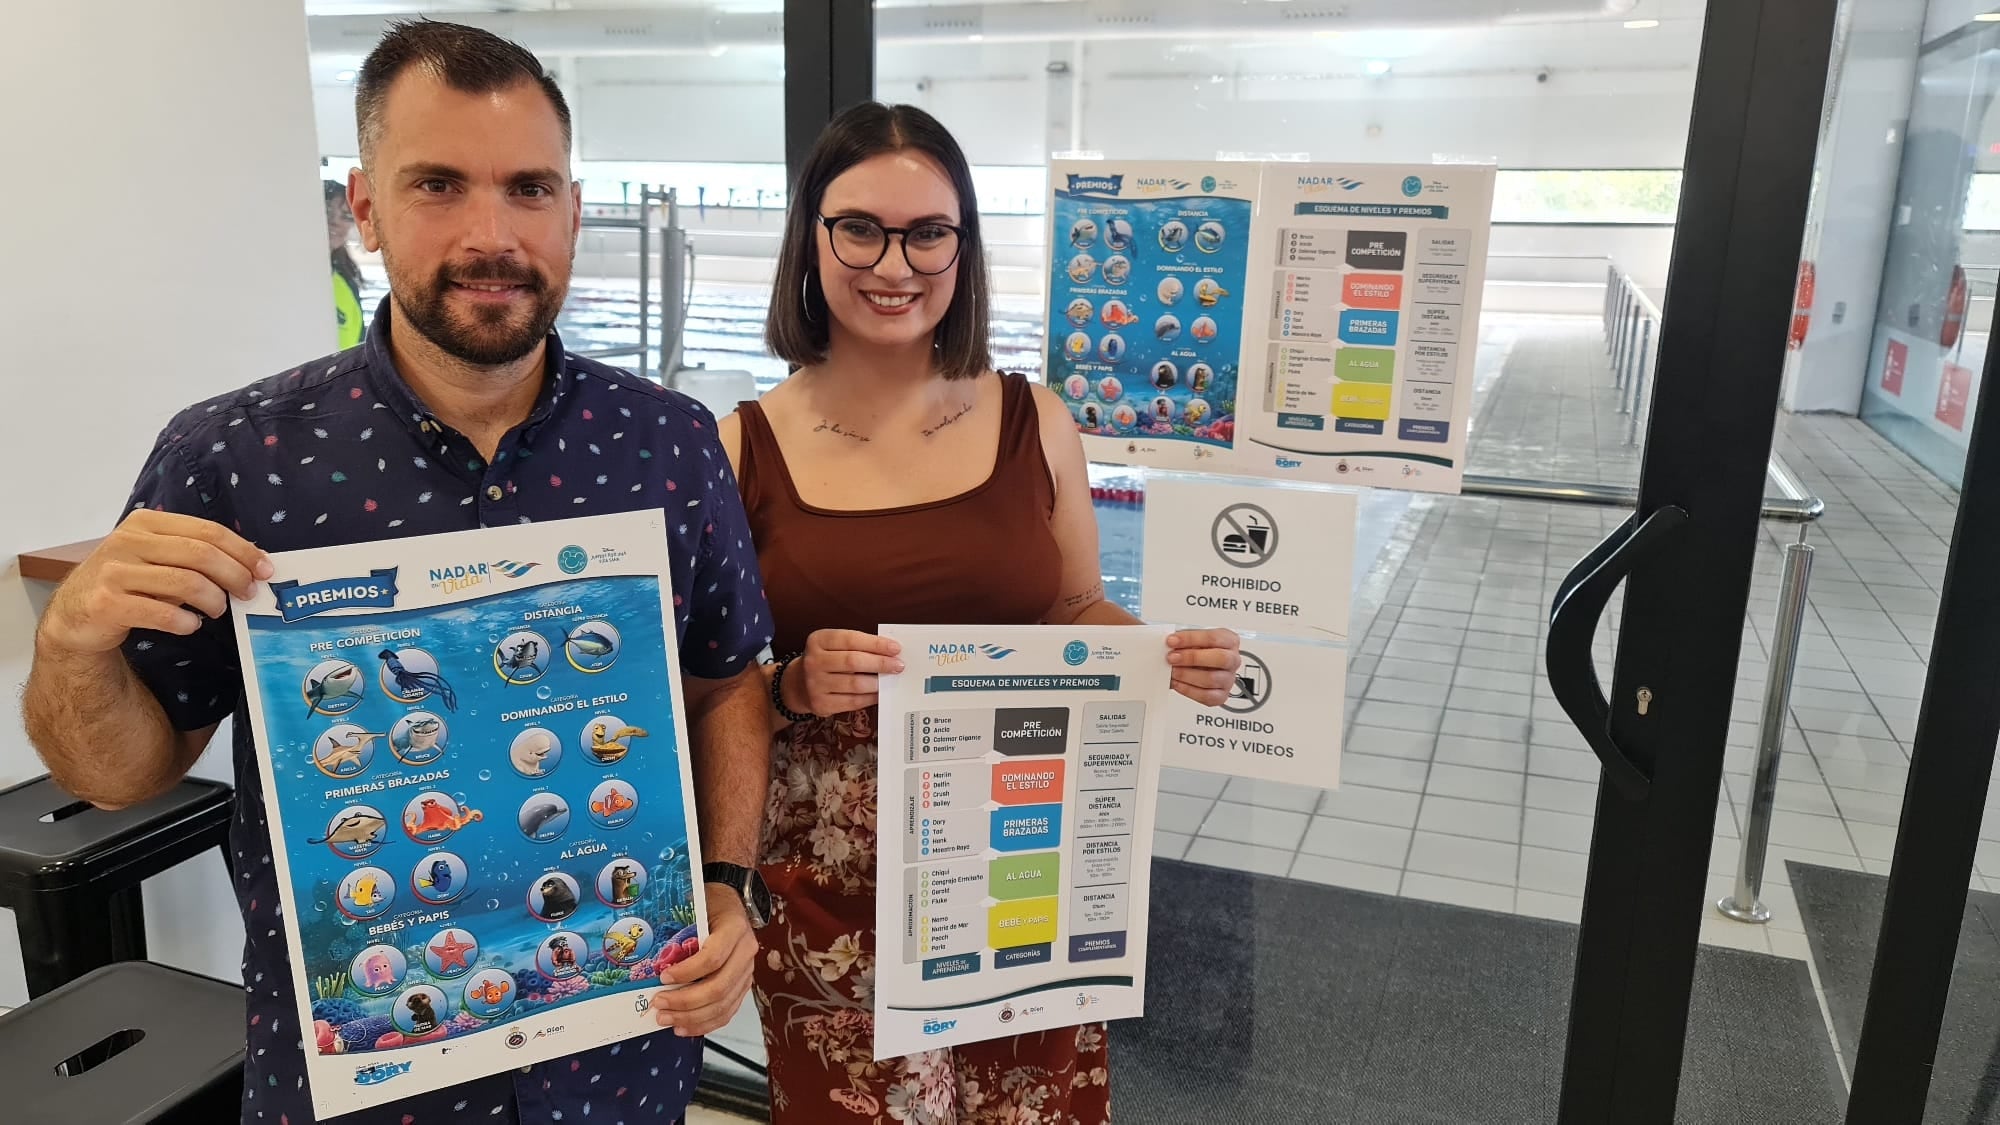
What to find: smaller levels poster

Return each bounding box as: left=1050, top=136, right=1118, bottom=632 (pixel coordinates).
left=1045, top=162, right=1257, bottom=471
left=232, top=510, right=706, bottom=1119
left=872, top=625, right=1170, bottom=1060
left=1236, top=162, right=1496, bottom=494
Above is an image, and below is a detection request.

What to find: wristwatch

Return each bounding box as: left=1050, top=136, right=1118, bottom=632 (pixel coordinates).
left=703, top=861, right=773, bottom=928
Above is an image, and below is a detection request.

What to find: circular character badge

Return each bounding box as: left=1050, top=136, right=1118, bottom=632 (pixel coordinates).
left=1185, top=398, right=1213, bottom=426
left=462, top=968, right=516, bottom=1019
left=1194, top=277, right=1230, bottom=306
left=563, top=621, right=622, bottom=674
left=376, top=647, right=455, bottom=709
left=1079, top=402, right=1105, bottom=430
left=1065, top=297, right=1094, bottom=327
left=1097, top=376, right=1124, bottom=403
left=1069, top=218, right=1099, bottom=249
left=313, top=804, right=388, bottom=860
left=536, top=931, right=586, bottom=980
left=422, top=927, right=480, bottom=979
left=1064, top=331, right=1091, bottom=360
left=302, top=659, right=364, bottom=718
left=493, top=630, right=551, bottom=686
left=587, top=779, right=641, bottom=830
left=1103, top=256, right=1132, bottom=285
left=311, top=724, right=381, bottom=779
left=1157, top=277, right=1185, bottom=306
left=1104, top=218, right=1135, bottom=251
left=1191, top=316, right=1219, bottom=344
left=402, top=791, right=481, bottom=844
left=582, top=715, right=648, bottom=766
left=1159, top=221, right=1189, bottom=253
left=597, top=857, right=649, bottom=908
left=389, top=712, right=447, bottom=767
left=1190, top=363, right=1214, bottom=395
left=336, top=865, right=395, bottom=921
left=1194, top=221, right=1227, bottom=253
left=1098, top=334, right=1126, bottom=363
left=1152, top=361, right=1179, bottom=391
left=1111, top=403, right=1139, bottom=431
left=1151, top=396, right=1177, bottom=425
left=1067, top=254, right=1098, bottom=284
left=1064, top=374, right=1088, bottom=400
left=350, top=944, right=408, bottom=996
left=509, top=726, right=563, bottom=779
left=517, top=793, right=573, bottom=843
left=411, top=851, right=470, bottom=906
left=602, top=918, right=657, bottom=967
left=1155, top=315, right=1182, bottom=343
left=528, top=872, right=583, bottom=922
left=393, top=985, right=448, bottom=1036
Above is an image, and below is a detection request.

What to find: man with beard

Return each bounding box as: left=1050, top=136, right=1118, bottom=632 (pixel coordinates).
left=22, top=20, right=773, bottom=1125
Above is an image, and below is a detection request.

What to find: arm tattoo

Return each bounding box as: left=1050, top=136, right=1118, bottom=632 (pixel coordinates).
left=1061, top=581, right=1106, bottom=610
left=813, top=419, right=871, bottom=443
left=920, top=402, right=976, bottom=438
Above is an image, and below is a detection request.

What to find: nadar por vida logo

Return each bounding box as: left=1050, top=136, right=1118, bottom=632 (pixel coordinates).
left=927, top=642, right=1018, bottom=666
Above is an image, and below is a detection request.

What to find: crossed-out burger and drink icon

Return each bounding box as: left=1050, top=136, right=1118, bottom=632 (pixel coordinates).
left=1207, top=502, right=1276, bottom=711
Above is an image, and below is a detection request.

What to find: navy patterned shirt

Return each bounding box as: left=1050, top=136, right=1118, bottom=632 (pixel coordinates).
left=119, top=301, right=771, bottom=1125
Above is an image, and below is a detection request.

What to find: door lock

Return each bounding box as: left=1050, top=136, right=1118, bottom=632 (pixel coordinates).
left=1636, top=687, right=1654, bottom=716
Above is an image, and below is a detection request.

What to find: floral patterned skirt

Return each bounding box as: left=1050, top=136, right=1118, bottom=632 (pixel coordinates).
left=752, top=707, right=1112, bottom=1125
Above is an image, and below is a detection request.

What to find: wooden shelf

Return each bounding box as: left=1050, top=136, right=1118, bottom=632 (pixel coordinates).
left=18, top=539, right=100, bottom=583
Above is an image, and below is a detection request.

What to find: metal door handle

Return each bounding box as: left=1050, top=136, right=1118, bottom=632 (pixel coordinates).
left=1545, top=505, right=1689, bottom=800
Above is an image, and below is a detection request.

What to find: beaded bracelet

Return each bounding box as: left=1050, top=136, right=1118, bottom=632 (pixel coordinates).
left=769, top=652, right=816, bottom=724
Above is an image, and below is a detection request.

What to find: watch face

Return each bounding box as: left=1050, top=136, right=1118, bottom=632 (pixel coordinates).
left=746, top=871, right=774, bottom=927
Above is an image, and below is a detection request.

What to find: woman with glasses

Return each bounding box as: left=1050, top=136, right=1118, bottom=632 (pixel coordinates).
left=716, top=103, right=1241, bottom=1122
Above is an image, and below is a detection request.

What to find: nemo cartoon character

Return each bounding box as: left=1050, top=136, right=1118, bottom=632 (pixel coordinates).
left=468, top=978, right=510, bottom=1006
left=591, top=785, right=636, bottom=819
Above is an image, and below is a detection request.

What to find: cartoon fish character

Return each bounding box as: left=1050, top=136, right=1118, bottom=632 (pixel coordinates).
left=468, top=978, right=510, bottom=1006
left=417, top=858, right=454, bottom=896
left=305, top=664, right=362, bottom=717
left=350, top=875, right=381, bottom=908
left=591, top=786, right=635, bottom=819
left=565, top=626, right=617, bottom=660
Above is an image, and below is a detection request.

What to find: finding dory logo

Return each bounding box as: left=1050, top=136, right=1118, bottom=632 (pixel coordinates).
left=353, top=1061, right=411, bottom=1086
left=1065, top=173, right=1125, bottom=196
left=271, top=568, right=399, bottom=623
left=928, top=642, right=1017, bottom=666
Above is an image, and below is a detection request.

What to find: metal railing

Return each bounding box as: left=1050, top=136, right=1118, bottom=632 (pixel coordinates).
left=1593, top=259, right=1821, bottom=927
left=1603, top=262, right=1664, bottom=447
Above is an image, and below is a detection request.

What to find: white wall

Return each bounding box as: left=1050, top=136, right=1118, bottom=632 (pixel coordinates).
left=312, top=22, right=1704, bottom=172
left=0, top=0, right=328, bottom=1006
left=1925, top=0, right=1994, bottom=43
left=1785, top=0, right=1929, bottom=414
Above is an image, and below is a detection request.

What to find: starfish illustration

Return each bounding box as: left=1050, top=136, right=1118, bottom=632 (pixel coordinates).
left=429, top=930, right=475, bottom=974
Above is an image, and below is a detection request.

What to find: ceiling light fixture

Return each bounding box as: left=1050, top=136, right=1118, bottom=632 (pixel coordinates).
left=1365, top=59, right=1392, bottom=76
left=1624, top=19, right=1660, bottom=29
left=335, top=69, right=356, bottom=82
left=1978, top=11, right=2000, bottom=19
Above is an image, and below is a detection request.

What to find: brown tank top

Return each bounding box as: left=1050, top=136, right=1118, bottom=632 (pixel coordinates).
left=736, top=373, right=1065, bottom=656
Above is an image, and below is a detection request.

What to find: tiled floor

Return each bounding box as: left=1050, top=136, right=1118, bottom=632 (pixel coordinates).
left=1159, top=313, right=1971, bottom=962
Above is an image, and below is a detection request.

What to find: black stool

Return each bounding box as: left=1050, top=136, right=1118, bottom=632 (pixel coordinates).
left=0, top=775, right=233, bottom=998
left=0, top=960, right=244, bottom=1123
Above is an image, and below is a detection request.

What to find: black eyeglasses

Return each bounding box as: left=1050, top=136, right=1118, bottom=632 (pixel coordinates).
left=818, top=214, right=966, bottom=275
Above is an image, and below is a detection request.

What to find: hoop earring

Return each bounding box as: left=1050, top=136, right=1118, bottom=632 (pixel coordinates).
left=801, top=274, right=820, bottom=325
